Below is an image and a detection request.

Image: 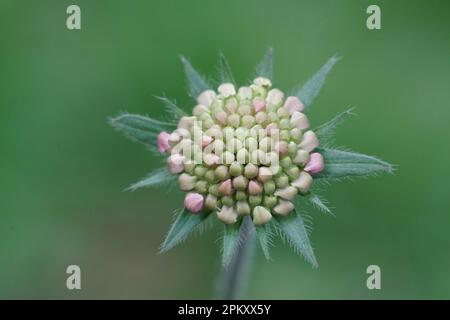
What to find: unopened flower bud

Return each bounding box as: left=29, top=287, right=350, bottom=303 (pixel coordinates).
left=300, top=130, right=319, bottom=152
left=169, top=132, right=181, bottom=145
left=263, top=195, right=277, bottom=208
left=233, top=175, right=248, bottom=191
left=304, top=152, right=325, bottom=174
left=255, top=111, right=267, bottom=124
left=273, top=199, right=294, bottom=216
left=249, top=195, right=262, bottom=206
left=215, top=111, right=228, bottom=125
left=225, top=97, right=238, bottom=113
left=217, top=206, right=238, bottom=224
left=178, top=173, right=196, bottom=191
left=279, top=118, right=290, bottom=130
left=204, top=170, right=216, bottom=183
left=167, top=154, right=185, bottom=174
left=275, top=186, right=298, bottom=200
left=252, top=206, right=272, bottom=226
left=177, top=116, right=196, bottom=130
left=238, top=104, right=252, bottom=116
left=264, top=181, right=276, bottom=195
left=221, top=151, right=235, bottom=164
left=293, top=149, right=310, bottom=166
left=194, top=166, right=207, bottom=177
left=238, top=86, right=253, bottom=100
left=235, top=191, right=247, bottom=201
left=244, top=163, right=258, bottom=179
left=290, top=112, right=309, bottom=130
left=253, top=77, right=272, bottom=87
left=227, top=114, right=240, bottom=128
left=252, top=97, right=266, bottom=112
left=235, top=127, right=249, bottom=141
left=202, top=135, right=213, bottom=147
left=280, top=156, right=292, bottom=169
left=205, top=194, right=218, bottom=210
left=221, top=196, right=234, bottom=207
left=215, top=165, right=229, bottom=180
left=195, top=180, right=208, bottom=193
left=184, top=192, right=204, bottom=213
left=208, top=184, right=220, bottom=196
left=218, top=83, right=236, bottom=97
left=290, top=128, right=302, bottom=143
left=204, top=153, right=220, bottom=166
left=157, top=131, right=171, bottom=153
left=275, top=174, right=289, bottom=188
left=277, top=107, right=289, bottom=119
left=229, top=161, right=243, bottom=177
left=291, top=171, right=313, bottom=193
left=197, top=90, right=216, bottom=107
left=266, top=123, right=278, bottom=136
left=275, top=141, right=288, bottom=156
left=248, top=180, right=263, bottom=195
left=193, top=104, right=209, bottom=116
left=283, top=96, right=304, bottom=114
left=236, top=149, right=250, bottom=164
left=258, top=167, right=273, bottom=183
left=241, top=115, right=255, bottom=128
left=218, top=179, right=233, bottom=196
left=236, top=201, right=251, bottom=215
left=266, top=88, right=284, bottom=107
left=286, top=166, right=301, bottom=180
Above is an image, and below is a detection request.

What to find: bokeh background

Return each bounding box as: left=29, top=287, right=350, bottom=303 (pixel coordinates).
left=1, top=0, right=450, bottom=299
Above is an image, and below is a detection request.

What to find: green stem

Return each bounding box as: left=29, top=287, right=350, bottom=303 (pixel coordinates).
left=215, top=216, right=256, bottom=300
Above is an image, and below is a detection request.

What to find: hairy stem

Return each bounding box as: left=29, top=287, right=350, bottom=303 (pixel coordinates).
left=215, top=216, right=256, bottom=300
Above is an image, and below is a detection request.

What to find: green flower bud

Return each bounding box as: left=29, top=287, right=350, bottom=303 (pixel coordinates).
left=259, top=137, right=272, bottom=152
left=204, top=170, right=217, bottom=183
left=290, top=128, right=302, bottom=143
left=264, top=181, right=276, bottom=195
left=234, top=127, right=249, bottom=141
left=229, top=161, right=243, bottom=177
left=252, top=206, right=272, bottom=226
left=293, top=149, right=310, bottom=166
left=236, top=201, right=251, bottom=215
left=221, top=196, right=234, bottom=207
left=263, top=195, right=277, bottom=208
left=184, top=162, right=196, bottom=174
left=280, top=156, right=292, bottom=169
left=277, top=107, right=289, bottom=118
left=275, top=174, right=289, bottom=188
left=232, top=175, right=248, bottom=190
left=288, top=141, right=298, bottom=157
left=280, top=130, right=290, bottom=141
left=208, top=184, right=220, bottom=196
left=194, top=166, right=207, bottom=178
left=195, top=180, right=208, bottom=194
left=226, top=138, right=243, bottom=153
left=244, top=137, right=258, bottom=152
left=279, top=118, right=290, bottom=130
left=222, top=127, right=235, bottom=141
left=235, top=191, right=247, bottom=201
left=213, top=140, right=225, bottom=155
left=215, top=165, right=229, bottom=180
left=221, top=151, right=235, bottom=164
left=241, top=115, right=255, bottom=128
left=227, top=114, right=240, bottom=128
left=249, top=195, right=262, bottom=206
left=205, top=194, right=218, bottom=210
left=236, top=149, right=249, bottom=164
left=238, top=104, right=252, bottom=116
left=267, top=112, right=278, bottom=123
left=286, top=166, right=301, bottom=180
left=244, top=163, right=258, bottom=179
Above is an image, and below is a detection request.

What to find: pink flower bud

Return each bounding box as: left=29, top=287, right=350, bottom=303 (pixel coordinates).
left=291, top=171, right=313, bottom=193
left=177, top=116, right=196, bottom=130
left=215, top=111, right=228, bottom=125
left=252, top=97, right=266, bottom=112
left=204, top=153, right=220, bottom=166
left=202, top=135, right=213, bottom=147
left=265, top=123, right=278, bottom=136
left=274, top=141, right=288, bottom=156
left=274, top=186, right=298, bottom=200
left=283, top=96, right=304, bottom=114
left=273, top=199, right=294, bottom=216
left=197, top=90, right=216, bottom=107
left=167, top=154, right=185, bottom=174
left=258, top=167, right=273, bottom=183
left=248, top=180, right=263, bottom=195
left=304, top=152, right=324, bottom=174
left=184, top=192, right=204, bottom=213
left=218, top=179, right=233, bottom=196
left=157, top=131, right=171, bottom=153
left=299, top=130, right=319, bottom=152
left=290, top=112, right=309, bottom=130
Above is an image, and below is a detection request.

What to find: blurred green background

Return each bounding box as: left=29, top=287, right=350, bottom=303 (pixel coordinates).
left=1, top=0, right=450, bottom=299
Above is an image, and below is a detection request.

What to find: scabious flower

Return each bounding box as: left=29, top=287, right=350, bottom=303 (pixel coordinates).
left=110, top=49, right=393, bottom=268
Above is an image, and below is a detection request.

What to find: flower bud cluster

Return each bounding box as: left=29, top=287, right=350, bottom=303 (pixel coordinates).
left=157, top=77, right=324, bottom=225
